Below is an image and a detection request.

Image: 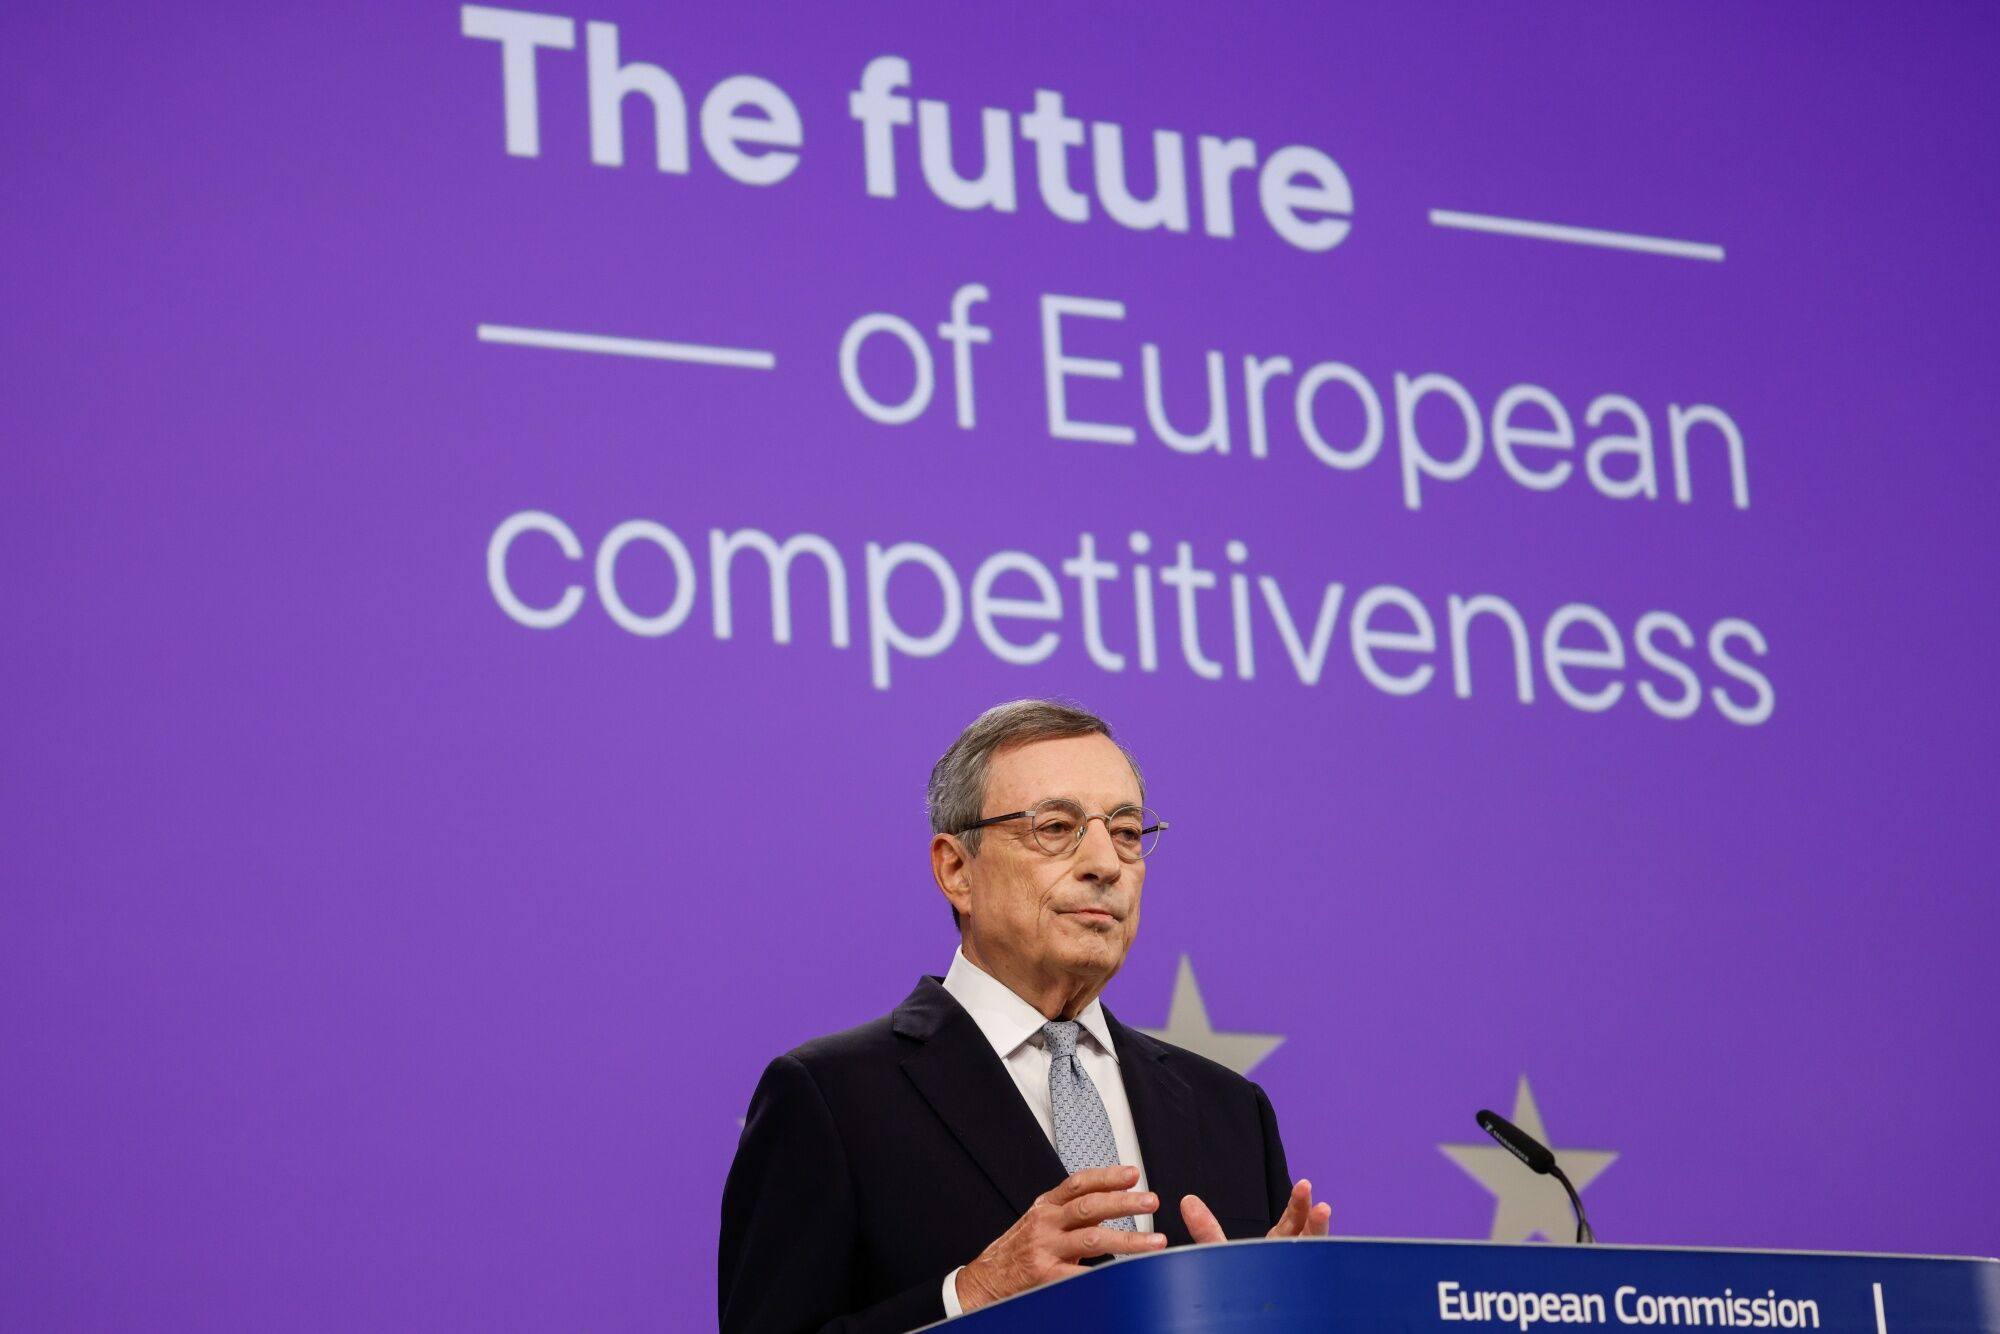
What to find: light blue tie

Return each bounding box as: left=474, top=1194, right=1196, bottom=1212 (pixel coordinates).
left=1041, top=1019, right=1137, bottom=1231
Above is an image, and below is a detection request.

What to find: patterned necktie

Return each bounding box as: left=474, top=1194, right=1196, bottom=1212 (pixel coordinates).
left=1040, top=1019, right=1138, bottom=1231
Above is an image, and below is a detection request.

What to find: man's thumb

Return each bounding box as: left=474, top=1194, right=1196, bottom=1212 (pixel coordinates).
left=1179, top=1193, right=1225, bottom=1244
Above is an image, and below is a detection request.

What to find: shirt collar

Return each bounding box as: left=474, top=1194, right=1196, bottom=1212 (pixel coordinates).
left=942, top=946, right=1119, bottom=1064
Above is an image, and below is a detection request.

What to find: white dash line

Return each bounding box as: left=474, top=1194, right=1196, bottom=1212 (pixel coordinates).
left=1428, top=209, right=1725, bottom=262
left=476, top=323, right=776, bottom=370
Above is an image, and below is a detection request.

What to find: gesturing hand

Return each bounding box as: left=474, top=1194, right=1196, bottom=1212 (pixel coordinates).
left=1180, top=1178, right=1331, bottom=1244
left=955, top=1166, right=1167, bottom=1313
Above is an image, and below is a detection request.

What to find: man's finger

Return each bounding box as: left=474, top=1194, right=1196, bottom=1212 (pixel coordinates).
left=1043, top=1165, right=1141, bottom=1207
left=1180, top=1192, right=1226, bottom=1245
left=1271, top=1179, right=1311, bottom=1237
left=1305, top=1201, right=1332, bottom=1237
left=1059, top=1226, right=1169, bottom=1260
left=1062, top=1191, right=1159, bottom=1229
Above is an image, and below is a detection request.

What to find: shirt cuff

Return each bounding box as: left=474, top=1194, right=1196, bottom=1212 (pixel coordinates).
left=942, top=1267, right=965, bottom=1319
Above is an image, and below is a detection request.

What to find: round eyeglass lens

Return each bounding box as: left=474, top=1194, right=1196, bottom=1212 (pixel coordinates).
left=1027, top=800, right=1166, bottom=860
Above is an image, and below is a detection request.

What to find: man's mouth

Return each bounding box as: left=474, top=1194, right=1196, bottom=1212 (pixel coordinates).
left=1063, top=907, right=1119, bottom=923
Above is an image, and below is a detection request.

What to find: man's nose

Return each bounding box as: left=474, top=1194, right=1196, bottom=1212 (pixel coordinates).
left=1074, top=818, right=1124, bottom=881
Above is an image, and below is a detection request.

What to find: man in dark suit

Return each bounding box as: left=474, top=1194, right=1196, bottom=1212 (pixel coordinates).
left=719, top=700, right=1328, bottom=1334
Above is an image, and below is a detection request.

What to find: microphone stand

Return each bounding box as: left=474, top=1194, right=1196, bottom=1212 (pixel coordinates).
left=1550, top=1164, right=1595, bottom=1244
left=1475, top=1108, right=1598, bottom=1245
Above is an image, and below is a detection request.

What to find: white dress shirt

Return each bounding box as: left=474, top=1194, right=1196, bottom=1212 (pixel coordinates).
left=938, top=947, right=1152, bottom=1318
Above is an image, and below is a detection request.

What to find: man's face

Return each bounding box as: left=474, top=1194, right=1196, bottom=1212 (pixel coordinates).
left=951, top=733, right=1147, bottom=996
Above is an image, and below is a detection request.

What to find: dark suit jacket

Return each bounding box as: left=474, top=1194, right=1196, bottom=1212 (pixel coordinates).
left=718, top=976, right=1294, bottom=1334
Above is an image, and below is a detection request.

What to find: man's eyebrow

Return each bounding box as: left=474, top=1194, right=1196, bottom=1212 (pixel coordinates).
left=1047, top=796, right=1144, bottom=813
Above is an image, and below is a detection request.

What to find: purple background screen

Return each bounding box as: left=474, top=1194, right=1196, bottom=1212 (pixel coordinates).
left=6, top=3, right=1998, bottom=1329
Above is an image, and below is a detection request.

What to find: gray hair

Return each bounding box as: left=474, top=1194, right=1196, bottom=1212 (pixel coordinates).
left=927, top=699, right=1145, bottom=929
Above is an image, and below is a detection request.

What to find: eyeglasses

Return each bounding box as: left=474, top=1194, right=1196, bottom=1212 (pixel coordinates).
left=956, top=798, right=1169, bottom=862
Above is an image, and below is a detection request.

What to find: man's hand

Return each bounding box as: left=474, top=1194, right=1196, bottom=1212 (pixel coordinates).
left=1180, top=1178, right=1331, bottom=1244
left=955, top=1166, right=1166, bottom=1313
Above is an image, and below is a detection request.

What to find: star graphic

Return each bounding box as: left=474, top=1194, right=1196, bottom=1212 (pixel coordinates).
left=1439, top=1075, right=1617, bottom=1244
left=1134, top=955, right=1285, bottom=1077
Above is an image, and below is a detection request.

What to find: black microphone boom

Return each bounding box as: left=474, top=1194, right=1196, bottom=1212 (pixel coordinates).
left=1476, top=1109, right=1554, bottom=1174
left=1474, top=1108, right=1597, bottom=1244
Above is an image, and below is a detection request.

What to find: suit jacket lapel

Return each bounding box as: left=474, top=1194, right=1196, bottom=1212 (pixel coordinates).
left=1104, top=1006, right=1203, bottom=1246
left=895, top=977, right=1066, bottom=1220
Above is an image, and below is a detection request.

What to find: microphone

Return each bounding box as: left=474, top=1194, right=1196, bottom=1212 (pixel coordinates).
left=1475, top=1109, right=1597, bottom=1244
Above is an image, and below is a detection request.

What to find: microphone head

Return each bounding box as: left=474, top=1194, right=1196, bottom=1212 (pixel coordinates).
left=1477, top=1108, right=1556, bottom=1175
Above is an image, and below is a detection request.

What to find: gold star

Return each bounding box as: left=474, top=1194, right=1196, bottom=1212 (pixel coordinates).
left=1439, top=1075, right=1617, bottom=1243
left=1134, top=955, right=1284, bottom=1077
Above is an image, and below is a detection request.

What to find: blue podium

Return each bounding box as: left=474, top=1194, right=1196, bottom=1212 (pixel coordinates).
left=940, top=1239, right=2000, bottom=1334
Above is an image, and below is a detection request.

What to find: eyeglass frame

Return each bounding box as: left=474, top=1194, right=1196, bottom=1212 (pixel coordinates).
left=953, top=797, right=1170, bottom=862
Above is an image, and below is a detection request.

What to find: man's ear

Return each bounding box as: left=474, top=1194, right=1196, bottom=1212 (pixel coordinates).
left=930, top=832, right=973, bottom=922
